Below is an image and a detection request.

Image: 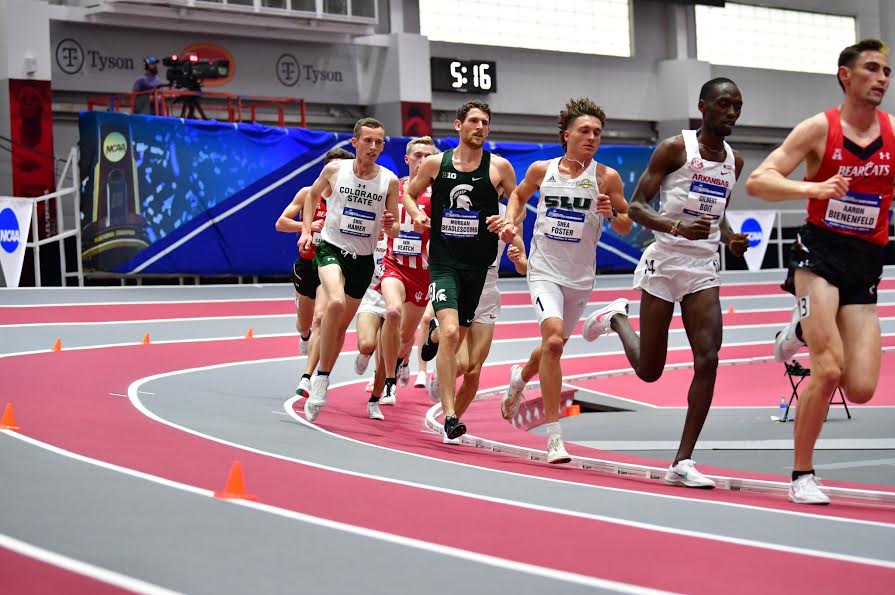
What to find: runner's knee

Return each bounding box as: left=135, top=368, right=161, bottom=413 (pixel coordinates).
left=692, top=348, right=719, bottom=376
left=543, top=335, right=565, bottom=358
left=842, top=377, right=875, bottom=404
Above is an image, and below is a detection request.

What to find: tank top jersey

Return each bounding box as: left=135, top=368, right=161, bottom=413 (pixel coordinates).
left=320, top=159, right=396, bottom=256
left=369, top=237, right=389, bottom=290
left=299, top=195, right=328, bottom=262
left=805, top=108, right=894, bottom=246
left=528, top=158, right=604, bottom=291
left=654, top=130, right=735, bottom=258
left=430, top=149, right=500, bottom=270
left=385, top=178, right=431, bottom=272
left=484, top=202, right=508, bottom=289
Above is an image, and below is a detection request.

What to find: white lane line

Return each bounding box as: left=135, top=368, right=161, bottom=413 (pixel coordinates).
left=0, top=534, right=182, bottom=595
left=108, top=393, right=128, bottom=398
left=0, top=297, right=290, bottom=308
left=126, top=359, right=895, bottom=535
left=0, top=432, right=670, bottom=595
left=574, top=440, right=895, bottom=451
left=814, top=458, right=895, bottom=471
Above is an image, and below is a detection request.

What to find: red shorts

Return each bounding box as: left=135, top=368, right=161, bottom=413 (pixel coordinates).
left=378, top=258, right=430, bottom=307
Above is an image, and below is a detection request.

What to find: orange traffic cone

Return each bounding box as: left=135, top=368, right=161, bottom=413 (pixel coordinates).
left=565, top=404, right=581, bottom=417
left=214, top=460, right=257, bottom=500
left=245, top=328, right=254, bottom=339
left=142, top=333, right=151, bottom=345
left=1, top=403, right=21, bottom=431
left=727, top=305, right=735, bottom=315
left=52, top=338, right=62, bottom=352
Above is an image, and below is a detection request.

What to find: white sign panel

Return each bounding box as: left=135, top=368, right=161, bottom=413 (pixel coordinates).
left=726, top=210, right=777, bottom=271
left=0, top=198, right=34, bottom=288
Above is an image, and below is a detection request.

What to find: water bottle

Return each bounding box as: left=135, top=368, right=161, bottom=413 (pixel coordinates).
left=779, top=397, right=789, bottom=418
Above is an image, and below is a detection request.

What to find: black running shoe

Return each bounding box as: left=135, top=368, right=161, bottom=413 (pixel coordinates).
left=421, top=317, right=440, bottom=362
left=444, top=415, right=467, bottom=440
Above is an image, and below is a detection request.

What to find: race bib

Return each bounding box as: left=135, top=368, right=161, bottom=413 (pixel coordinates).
left=312, top=231, right=322, bottom=246
left=824, top=191, right=880, bottom=234
left=544, top=208, right=584, bottom=243
left=393, top=230, right=422, bottom=256
left=683, top=179, right=727, bottom=219
left=441, top=208, right=479, bottom=238
left=339, top=207, right=375, bottom=237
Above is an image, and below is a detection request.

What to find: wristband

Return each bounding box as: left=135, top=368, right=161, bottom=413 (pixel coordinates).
left=670, top=220, right=681, bottom=236
left=607, top=207, right=618, bottom=222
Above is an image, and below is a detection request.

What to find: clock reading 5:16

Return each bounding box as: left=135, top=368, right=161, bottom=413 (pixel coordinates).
left=450, top=61, right=492, bottom=90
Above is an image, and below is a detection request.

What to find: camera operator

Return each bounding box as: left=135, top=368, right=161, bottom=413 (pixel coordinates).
left=132, top=57, right=163, bottom=115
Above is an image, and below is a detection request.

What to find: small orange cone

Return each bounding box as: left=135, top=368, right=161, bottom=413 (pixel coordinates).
left=142, top=333, right=151, bottom=345
left=727, top=305, right=735, bottom=315
left=1, top=403, right=21, bottom=431
left=565, top=404, right=581, bottom=417
left=52, top=338, right=62, bottom=352
left=214, top=460, right=257, bottom=500
left=245, top=328, right=254, bottom=339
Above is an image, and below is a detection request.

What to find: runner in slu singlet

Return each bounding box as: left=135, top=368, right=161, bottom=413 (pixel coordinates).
left=499, top=98, right=632, bottom=464
left=403, top=100, right=517, bottom=441
left=297, top=117, right=399, bottom=423
left=580, top=79, right=749, bottom=488
left=747, top=38, right=893, bottom=505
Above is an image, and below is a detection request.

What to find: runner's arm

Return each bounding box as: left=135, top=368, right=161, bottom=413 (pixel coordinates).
left=276, top=186, right=308, bottom=233
left=507, top=229, right=528, bottom=275
left=603, top=168, right=633, bottom=236
left=299, top=162, right=336, bottom=251
left=383, top=176, right=400, bottom=239
left=404, top=155, right=438, bottom=225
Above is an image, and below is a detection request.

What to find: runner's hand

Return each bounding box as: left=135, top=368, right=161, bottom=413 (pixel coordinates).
left=382, top=210, right=396, bottom=228
left=596, top=193, right=613, bottom=218
left=413, top=212, right=430, bottom=232
left=310, top=219, right=324, bottom=233
left=809, top=175, right=850, bottom=200
left=727, top=232, right=749, bottom=257
left=680, top=215, right=713, bottom=241
left=298, top=231, right=313, bottom=253
left=507, top=245, right=523, bottom=264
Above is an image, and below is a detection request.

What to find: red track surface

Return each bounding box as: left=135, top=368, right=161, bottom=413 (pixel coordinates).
left=4, top=289, right=895, bottom=593
left=0, top=548, right=129, bottom=595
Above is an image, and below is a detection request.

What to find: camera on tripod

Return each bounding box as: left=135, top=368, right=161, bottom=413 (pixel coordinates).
left=162, top=54, right=230, bottom=119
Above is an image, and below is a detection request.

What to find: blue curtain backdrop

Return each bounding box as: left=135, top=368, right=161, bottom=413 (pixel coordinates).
left=78, top=112, right=653, bottom=275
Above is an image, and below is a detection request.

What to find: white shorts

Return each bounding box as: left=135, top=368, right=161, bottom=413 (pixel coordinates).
left=528, top=278, right=591, bottom=338
left=633, top=243, right=720, bottom=303
left=472, top=282, right=501, bottom=324
left=357, top=285, right=385, bottom=318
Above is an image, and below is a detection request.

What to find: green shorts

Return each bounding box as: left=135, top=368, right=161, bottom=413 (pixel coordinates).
left=428, top=261, right=489, bottom=327
left=314, top=240, right=375, bottom=300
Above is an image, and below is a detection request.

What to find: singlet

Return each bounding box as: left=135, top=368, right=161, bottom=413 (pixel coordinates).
left=385, top=178, right=431, bottom=272
left=299, top=195, right=328, bottom=261
left=429, top=149, right=500, bottom=270
left=320, top=159, right=396, bottom=256
left=369, top=237, right=389, bottom=290
left=528, top=157, right=604, bottom=291
left=805, top=108, right=895, bottom=246
left=654, top=129, right=736, bottom=258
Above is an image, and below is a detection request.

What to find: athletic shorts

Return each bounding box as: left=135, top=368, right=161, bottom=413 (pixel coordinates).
left=472, top=281, right=501, bottom=324
left=314, top=239, right=375, bottom=300
left=783, top=223, right=884, bottom=306
left=428, top=261, right=489, bottom=327
left=378, top=259, right=430, bottom=308
left=357, top=286, right=386, bottom=318
left=292, top=257, right=320, bottom=299
left=528, top=278, right=591, bottom=338
left=634, top=243, right=720, bottom=303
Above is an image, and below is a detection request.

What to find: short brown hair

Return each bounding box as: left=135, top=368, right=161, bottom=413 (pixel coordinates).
left=324, top=147, right=354, bottom=163
left=405, top=136, right=436, bottom=155
left=837, top=38, right=889, bottom=92
left=456, top=100, right=491, bottom=123
left=558, top=98, right=606, bottom=150
left=353, top=117, right=384, bottom=138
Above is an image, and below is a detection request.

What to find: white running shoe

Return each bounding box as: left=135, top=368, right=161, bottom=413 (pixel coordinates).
left=379, top=383, right=397, bottom=406
left=664, top=459, right=716, bottom=488
left=581, top=298, right=629, bottom=342
left=367, top=401, right=385, bottom=420
left=397, top=360, right=410, bottom=387
left=501, top=364, right=526, bottom=420
left=442, top=432, right=461, bottom=445
left=305, top=374, right=330, bottom=421
left=428, top=370, right=441, bottom=403
left=354, top=353, right=372, bottom=375
left=295, top=376, right=311, bottom=400
left=788, top=474, right=830, bottom=505
left=774, top=306, right=806, bottom=363
left=414, top=371, right=427, bottom=388
left=304, top=400, right=320, bottom=421
left=299, top=335, right=309, bottom=356
left=547, top=434, right=571, bottom=464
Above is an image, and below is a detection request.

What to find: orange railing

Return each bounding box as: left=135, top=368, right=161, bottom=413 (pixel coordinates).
left=87, top=89, right=306, bottom=128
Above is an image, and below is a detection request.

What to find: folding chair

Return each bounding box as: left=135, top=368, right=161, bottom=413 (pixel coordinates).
left=783, top=360, right=851, bottom=422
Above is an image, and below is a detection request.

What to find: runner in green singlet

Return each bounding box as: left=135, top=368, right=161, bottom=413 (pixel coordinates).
left=403, top=100, right=517, bottom=440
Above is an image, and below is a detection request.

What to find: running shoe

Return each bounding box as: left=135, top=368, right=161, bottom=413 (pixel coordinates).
left=299, top=335, right=310, bottom=356
left=501, top=364, right=526, bottom=420
left=354, top=352, right=372, bottom=375
left=788, top=474, right=830, bottom=505
left=414, top=371, right=427, bottom=388
left=397, top=359, right=410, bottom=387
left=664, top=459, right=716, bottom=488
left=421, top=318, right=439, bottom=362
left=581, top=298, right=629, bottom=342
left=295, top=376, right=311, bottom=400
left=547, top=434, right=571, bottom=464
left=774, top=306, right=806, bottom=363
left=380, top=382, right=397, bottom=406
left=367, top=401, right=385, bottom=421
left=304, top=374, right=330, bottom=421
left=444, top=415, right=467, bottom=440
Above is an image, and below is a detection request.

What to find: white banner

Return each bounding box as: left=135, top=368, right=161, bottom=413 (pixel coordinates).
left=726, top=210, right=777, bottom=271
left=0, top=198, right=34, bottom=288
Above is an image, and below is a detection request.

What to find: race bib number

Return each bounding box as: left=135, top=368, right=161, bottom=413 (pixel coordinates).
left=393, top=230, right=422, bottom=256
left=441, top=209, right=479, bottom=238
left=823, top=191, right=880, bottom=234
left=544, top=208, right=584, bottom=243
left=312, top=231, right=322, bottom=246
left=339, top=207, right=375, bottom=237
left=684, top=179, right=727, bottom=219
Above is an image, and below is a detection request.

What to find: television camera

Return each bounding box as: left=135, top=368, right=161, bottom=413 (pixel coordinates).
left=162, top=54, right=230, bottom=119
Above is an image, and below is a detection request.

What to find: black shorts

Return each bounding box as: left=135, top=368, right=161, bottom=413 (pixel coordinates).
left=783, top=223, right=884, bottom=305
left=428, top=261, right=489, bottom=327
left=292, top=257, right=320, bottom=299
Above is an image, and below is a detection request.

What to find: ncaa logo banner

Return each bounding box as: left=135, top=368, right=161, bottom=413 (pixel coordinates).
left=0, top=197, right=34, bottom=288
left=725, top=211, right=777, bottom=271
